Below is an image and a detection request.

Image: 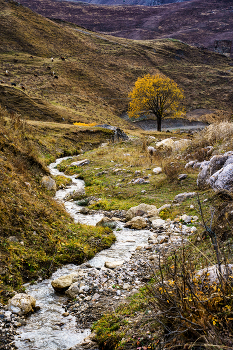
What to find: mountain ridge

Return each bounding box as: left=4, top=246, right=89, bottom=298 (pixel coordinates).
left=19, top=0, right=233, bottom=55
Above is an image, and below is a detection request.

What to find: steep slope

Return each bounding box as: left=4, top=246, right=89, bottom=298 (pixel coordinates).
left=20, top=0, right=233, bottom=53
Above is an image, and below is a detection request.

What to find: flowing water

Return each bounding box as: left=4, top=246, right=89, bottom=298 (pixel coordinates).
left=14, top=156, right=151, bottom=350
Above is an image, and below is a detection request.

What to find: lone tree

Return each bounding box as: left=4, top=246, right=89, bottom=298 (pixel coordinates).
left=128, top=74, right=184, bottom=131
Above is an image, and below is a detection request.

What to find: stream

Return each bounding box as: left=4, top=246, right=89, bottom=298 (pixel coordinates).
left=14, top=156, right=152, bottom=350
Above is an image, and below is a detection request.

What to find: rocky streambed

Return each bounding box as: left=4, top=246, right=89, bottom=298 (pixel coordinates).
left=0, top=156, right=199, bottom=350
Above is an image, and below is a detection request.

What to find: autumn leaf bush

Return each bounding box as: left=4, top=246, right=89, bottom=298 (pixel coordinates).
left=147, top=244, right=233, bottom=349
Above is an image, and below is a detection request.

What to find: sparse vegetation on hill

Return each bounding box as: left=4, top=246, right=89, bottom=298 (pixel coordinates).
left=0, top=0, right=233, bottom=128
left=19, top=0, right=233, bottom=53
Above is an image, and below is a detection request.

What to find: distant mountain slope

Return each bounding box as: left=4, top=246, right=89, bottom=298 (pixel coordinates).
left=60, top=0, right=190, bottom=6
left=20, top=0, right=233, bottom=53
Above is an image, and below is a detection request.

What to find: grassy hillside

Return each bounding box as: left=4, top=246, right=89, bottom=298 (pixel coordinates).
left=0, top=106, right=116, bottom=302
left=0, top=0, right=232, bottom=128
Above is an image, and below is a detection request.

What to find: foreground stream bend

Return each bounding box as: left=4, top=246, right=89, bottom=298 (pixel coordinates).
left=14, top=156, right=152, bottom=350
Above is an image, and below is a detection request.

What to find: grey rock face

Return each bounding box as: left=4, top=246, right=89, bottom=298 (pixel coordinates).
left=197, top=153, right=233, bottom=191
left=209, top=164, right=233, bottom=192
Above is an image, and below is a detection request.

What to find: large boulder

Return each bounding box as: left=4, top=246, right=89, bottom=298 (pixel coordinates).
left=125, top=203, right=158, bottom=221
left=125, top=216, right=148, bottom=229
left=8, top=293, right=36, bottom=315
left=41, top=176, right=56, bottom=191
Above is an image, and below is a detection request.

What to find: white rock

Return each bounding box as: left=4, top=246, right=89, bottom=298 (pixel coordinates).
left=180, top=215, right=192, bottom=223
left=152, top=167, right=162, bottom=175
left=158, top=204, right=171, bottom=213
left=156, top=235, right=169, bottom=244
left=122, top=283, right=131, bottom=290
left=151, top=218, right=166, bottom=228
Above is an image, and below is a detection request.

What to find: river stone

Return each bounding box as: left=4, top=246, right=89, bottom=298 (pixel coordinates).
left=151, top=218, right=166, bottom=229
left=65, top=187, right=85, bottom=201
left=65, top=282, right=80, bottom=298
left=51, top=273, right=79, bottom=292
left=125, top=216, right=148, bottom=229
left=155, top=235, right=169, bottom=244
left=8, top=293, right=36, bottom=315
left=41, top=176, right=56, bottom=191
left=96, top=217, right=117, bottom=229
left=104, top=260, right=124, bottom=269
left=125, top=203, right=158, bottom=221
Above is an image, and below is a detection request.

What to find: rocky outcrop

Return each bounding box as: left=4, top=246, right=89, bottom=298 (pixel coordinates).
left=7, top=293, right=36, bottom=315
left=197, top=152, right=233, bottom=191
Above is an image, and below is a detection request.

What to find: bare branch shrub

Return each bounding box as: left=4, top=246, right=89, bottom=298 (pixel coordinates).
left=147, top=197, right=233, bottom=349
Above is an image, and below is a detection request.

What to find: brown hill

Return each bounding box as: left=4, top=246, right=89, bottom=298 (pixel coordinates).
left=19, top=0, right=233, bottom=55
left=0, top=0, right=232, bottom=125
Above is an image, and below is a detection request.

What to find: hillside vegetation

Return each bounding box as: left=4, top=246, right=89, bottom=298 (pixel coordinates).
left=0, top=0, right=233, bottom=127
left=0, top=106, right=116, bottom=302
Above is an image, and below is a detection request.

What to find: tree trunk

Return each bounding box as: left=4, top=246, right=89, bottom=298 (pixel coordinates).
left=157, top=115, right=162, bottom=132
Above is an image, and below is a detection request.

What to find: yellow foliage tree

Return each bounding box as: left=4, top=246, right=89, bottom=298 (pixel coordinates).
left=128, top=74, right=184, bottom=131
